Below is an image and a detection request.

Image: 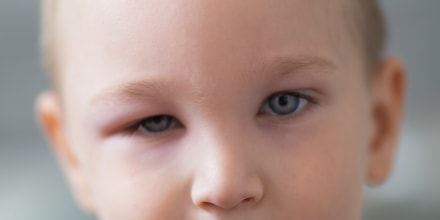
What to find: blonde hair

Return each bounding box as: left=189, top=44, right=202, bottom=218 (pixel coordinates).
left=40, top=0, right=387, bottom=87
left=41, top=0, right=58, bottom=87
left=352, top=0, right=387, bottom=72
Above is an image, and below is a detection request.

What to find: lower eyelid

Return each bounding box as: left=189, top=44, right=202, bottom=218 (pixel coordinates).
left=261, top=104, right=315, bottom=124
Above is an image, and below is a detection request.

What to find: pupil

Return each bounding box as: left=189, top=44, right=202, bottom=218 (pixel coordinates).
left=278, top=95, right=289, bottom=106
left=153, top=116, right=163, bottom=124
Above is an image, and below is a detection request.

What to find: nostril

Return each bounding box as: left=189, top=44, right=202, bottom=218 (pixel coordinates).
left=199, top=201, right=224, bottom=212
left=243, top=197, right=255, bottom=203
left=197, top=196, right=257, bottom=210
left=243, top=198, right=252, bottom=202
left=200, top=201, right=214, bottom=209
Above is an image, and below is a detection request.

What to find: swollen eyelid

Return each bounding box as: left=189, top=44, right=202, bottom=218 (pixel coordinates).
left=136, top=115, right=178, bottom=133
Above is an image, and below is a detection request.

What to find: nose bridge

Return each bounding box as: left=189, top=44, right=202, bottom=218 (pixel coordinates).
left=190, top=123, right=264, bottom=210
left=197, top=116, right=255, bottom=175
left=203, top=128, right=251, bottom=182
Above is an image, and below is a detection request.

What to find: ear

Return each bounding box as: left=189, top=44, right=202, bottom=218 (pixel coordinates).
left=36, top=92, right=95, bottom=213
left=366, top=58, right=406, bottom=186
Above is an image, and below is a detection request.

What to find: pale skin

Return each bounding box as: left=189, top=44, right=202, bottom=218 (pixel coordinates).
left=36, top=0, right=406, bottom=219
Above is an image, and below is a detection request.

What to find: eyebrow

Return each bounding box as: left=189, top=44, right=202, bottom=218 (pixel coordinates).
left=90, top=55, right=336, bottom=107
left=90, top=79, right=170, bottom=106
left=256, top=55, right=336, bottom=80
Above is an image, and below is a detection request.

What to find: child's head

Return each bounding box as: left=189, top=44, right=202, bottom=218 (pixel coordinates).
left=37, top=0, right=406, bottom=219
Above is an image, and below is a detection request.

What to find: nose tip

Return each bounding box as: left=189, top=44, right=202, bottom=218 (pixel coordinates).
left=192, top=175, right=264, bottom=210
left=190, top=127, right=265, bottom=212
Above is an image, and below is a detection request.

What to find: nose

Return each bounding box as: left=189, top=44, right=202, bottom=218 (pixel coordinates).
left=191, top=136, right=264, bottom=211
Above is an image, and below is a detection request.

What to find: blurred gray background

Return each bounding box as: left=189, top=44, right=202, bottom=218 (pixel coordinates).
left=0, top=0, right=439, bottom=219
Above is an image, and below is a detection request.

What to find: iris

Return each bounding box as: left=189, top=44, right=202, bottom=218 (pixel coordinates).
left=140, top=115, right=174, bottom=132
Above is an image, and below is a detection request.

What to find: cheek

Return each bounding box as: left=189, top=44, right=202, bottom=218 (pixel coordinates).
left=75, top=135, right=191, bottom=219
left=92, top=177, right=182, bottom=220
left=268, top=93, right=369, bottom=219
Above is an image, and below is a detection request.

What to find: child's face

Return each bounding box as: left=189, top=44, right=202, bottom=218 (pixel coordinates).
left=38, top=0, right=405, bottom=219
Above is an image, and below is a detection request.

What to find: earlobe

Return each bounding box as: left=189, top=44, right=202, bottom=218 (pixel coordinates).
left=366, top=58, right=406, bottom=186
left=35, top=92, right=95, bottom=213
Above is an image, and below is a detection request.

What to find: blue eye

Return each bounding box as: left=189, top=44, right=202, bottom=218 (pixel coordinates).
left=139, top=115, right=176, bottom=133
left=261, top=93, right=309, bottom=116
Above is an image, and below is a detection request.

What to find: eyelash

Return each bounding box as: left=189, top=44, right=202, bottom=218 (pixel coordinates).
left=126, top=91, right=318, bottom=136
left=126, top=116, right=180, bottom=137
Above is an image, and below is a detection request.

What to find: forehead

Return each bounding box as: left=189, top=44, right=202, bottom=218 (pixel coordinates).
left=58, top=0, right=350, bottom=52
left=56, top=0, right=356, bottom=105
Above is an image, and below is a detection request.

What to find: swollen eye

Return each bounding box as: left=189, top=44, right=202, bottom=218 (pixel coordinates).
left=262, top=93, right=307, bottom=116
left=140, top=115, right=174, bottom=133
